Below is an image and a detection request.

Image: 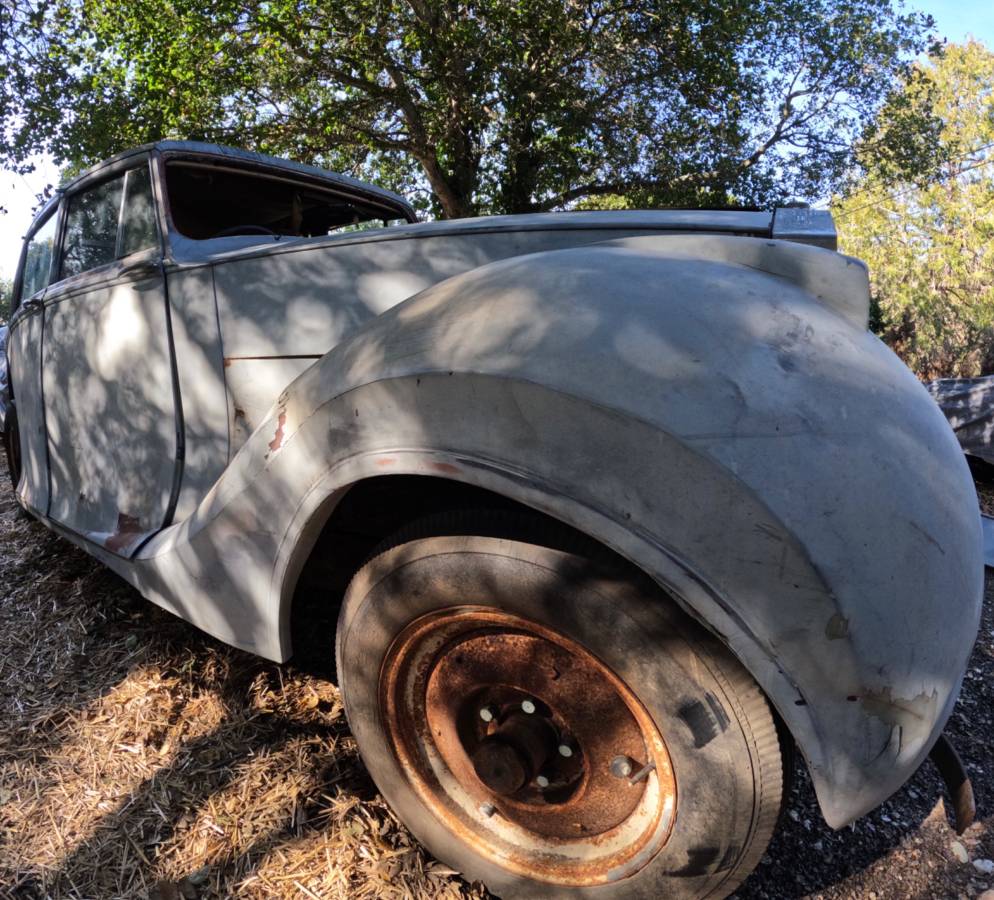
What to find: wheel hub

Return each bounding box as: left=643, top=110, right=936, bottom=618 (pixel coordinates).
left=470, top=711, right=557, bottom=795
left=380, top=606, right=677, bottom=885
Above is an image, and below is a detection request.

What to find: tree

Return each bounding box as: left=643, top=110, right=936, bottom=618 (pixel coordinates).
left=0, top=276, right=13, bottom=322
left=2, top=1, right=935, bottom=218
left=835, top=41, right=994, bottom=380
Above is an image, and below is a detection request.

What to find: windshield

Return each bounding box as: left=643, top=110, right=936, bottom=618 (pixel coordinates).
left=165, top=162, right=409, bottom=240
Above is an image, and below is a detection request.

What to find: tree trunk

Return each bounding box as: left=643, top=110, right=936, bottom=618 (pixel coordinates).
left=499, top=119, right=540, bottom=214
left=414, top=152, right=473, bottom=219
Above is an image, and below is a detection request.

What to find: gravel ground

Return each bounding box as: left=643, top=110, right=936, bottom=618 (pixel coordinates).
left=0, top=455, right=991, bottom=899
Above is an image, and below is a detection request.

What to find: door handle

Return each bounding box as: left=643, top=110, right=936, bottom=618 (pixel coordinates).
left=121, top=259, right=161, bottom=280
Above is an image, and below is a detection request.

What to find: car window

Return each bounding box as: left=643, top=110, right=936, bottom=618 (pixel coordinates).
left=20, top=211, right=59, bottom=300
left=59, top=164, right=160, bottom=280
left=61, top=175, right=125, bottom=279
left=165, top=162, right=409, bottom=240
left=119, top=166, right=158, bottom=256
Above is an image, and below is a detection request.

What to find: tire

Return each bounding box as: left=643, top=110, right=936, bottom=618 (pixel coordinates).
left=337, top=512, right=783, bottom=899
left=3, top=408, right=22, bottom=493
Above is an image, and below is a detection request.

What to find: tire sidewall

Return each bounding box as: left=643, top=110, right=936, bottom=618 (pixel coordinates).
left=338, top=536, right=771, bottom=900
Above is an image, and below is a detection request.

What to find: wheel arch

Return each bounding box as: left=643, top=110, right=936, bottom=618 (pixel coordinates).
left=284, top=472, right=590, bottom=669
left=273, top=448, right=820, bottom=798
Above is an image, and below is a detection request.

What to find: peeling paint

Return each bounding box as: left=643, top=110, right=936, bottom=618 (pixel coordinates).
left=860, top=686, right=939, bottom=757
left=267, top=410, right=287, bottom=454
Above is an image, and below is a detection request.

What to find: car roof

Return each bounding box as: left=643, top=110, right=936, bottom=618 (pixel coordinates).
left=56, top=140, right=415, bottom=219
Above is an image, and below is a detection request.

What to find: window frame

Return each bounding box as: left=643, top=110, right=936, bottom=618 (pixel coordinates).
left=11, top=199, right=64, bottom=314
left=115, top=164, right=161, bottom=260
left=58, top=171, right=128, bottom=282
left=58, top=161, right=162, bottom=284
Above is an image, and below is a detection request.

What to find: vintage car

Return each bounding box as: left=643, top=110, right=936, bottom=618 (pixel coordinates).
left=2, top=142, right=983, bottom=899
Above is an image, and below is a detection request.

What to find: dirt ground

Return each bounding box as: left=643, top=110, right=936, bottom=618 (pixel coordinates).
left=0, top=458, right=992, bottom=900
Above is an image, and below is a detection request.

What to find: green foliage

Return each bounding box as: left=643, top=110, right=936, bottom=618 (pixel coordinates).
left=835, top=41, right=994, bottom=379
left=2, top=1, right=935, bottom=217
left=0, top=276, right=12, bottom=323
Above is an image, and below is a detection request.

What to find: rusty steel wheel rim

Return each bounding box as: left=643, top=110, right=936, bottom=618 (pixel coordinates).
left=380, top=606, right=677, bottom=885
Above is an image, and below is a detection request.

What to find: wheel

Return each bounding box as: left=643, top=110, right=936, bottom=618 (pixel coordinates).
left=336, top=512, right=784, bottom=899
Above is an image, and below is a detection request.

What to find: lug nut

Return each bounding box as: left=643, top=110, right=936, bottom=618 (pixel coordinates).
left=558, top=743, right=574, bottom=759
left=521, top=699, right=536, bottom=714
left=479, top=802, right=496, bottom=818
left=610, top=755, right=634, bottom=778
left=479, top=706, right=495, bottom=723
left=535, top=775, right=550, bottom=788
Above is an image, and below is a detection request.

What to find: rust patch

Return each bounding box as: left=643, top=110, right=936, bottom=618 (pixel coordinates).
left=105, top=513, right=143, bottom=554
left=233, top=406, right=246, bottom=420
left=268, top=411, right=287, bottom=454
left=379, top=607, right=676, bottom=885
left=929, top=734, right=976, bottom=834
left=431, top=462, right=461, bottom=475
left=376, top=457, right=397, bottom=467
left=223, top=358, right=233, bottom=368
left=423, top=629, right=649, bottom=837
left=825, top=613, right=849, bottom=640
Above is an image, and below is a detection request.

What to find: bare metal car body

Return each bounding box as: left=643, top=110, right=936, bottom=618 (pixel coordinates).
left=3, top=142, right=983, bottom=833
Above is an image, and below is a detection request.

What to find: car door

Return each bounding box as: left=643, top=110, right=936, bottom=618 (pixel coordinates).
left=42, top=160, right=180, bottom=555
left=6, top=206, right=60, bottom=513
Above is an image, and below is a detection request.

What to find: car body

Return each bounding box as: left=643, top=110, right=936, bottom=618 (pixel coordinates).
left=2, top=141, right=984, bottom=894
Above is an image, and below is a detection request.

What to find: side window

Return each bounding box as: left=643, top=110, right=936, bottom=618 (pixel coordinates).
left=165, top=162, right=408, bottom=239
left=20, top=211, right=59, bottom=300
left=119, top=166, right=158, bottom=256
left=61, top=175, right=125, bottom=279
left=59, top=163, right=159, bottom=280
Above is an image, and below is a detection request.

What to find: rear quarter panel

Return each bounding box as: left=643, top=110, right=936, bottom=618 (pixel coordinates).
left=209, top=224, right=768, bottom=453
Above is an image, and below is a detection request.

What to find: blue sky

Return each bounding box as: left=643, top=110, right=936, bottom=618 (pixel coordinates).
left=912, top=0, right=994, bottom=45
left=2, top=1, right=993, bottom=281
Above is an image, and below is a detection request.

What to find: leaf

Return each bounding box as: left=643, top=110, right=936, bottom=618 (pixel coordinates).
left=0, top=0, right=936, bottom=217
left=836, top=40, right=994, bottom=379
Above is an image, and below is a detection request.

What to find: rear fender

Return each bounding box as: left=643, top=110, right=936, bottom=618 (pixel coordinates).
left=129, top=236, right=982, bottom=829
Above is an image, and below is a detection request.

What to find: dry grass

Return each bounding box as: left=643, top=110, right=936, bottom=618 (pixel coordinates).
left=0, top=463, right=483, bottom=900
